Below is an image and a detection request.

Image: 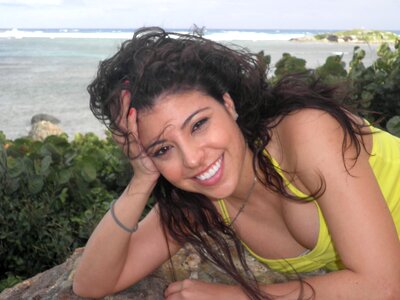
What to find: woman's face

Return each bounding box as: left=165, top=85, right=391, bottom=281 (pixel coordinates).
left=137, top=90, right=252, bottom=200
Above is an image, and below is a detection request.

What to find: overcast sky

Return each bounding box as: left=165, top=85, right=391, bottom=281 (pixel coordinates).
left=0, top=0, right=399, bottom=30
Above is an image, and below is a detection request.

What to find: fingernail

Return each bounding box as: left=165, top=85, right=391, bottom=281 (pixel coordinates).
left=129, top=108, right=135, bottom=117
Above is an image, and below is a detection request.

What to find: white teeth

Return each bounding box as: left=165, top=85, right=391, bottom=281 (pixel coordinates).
left=196, top=157, right=222, bottom=181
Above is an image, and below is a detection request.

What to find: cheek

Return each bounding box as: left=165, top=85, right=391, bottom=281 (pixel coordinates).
left=154, top=160, right=183, bottom=183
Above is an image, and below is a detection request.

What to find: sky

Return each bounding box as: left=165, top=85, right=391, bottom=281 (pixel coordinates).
left=0, top=0, right=399, bottom=30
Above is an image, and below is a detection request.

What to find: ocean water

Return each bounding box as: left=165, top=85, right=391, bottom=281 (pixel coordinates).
left=0, top=28, right=398, bottom=139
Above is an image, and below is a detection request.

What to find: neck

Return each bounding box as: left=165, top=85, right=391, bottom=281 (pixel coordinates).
left=229, top=146, right=257, bottom=203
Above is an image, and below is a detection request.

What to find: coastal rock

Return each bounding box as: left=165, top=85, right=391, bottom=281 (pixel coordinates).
left=341, top=36, right=353, bottom=42
left=326, top=35, right=338, bottom=42
left=0, top=244, right=299, bottom=299
left=289, top=36, right=316, bottom=42
left=31, top=113, right=60, bottom=125
left=28, top=120, right=64, bottom=141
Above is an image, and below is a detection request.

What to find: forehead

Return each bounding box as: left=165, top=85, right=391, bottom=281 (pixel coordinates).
left=137, top=90, right=219, bottom=142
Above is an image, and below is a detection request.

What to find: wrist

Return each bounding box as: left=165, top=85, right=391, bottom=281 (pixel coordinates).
left=128, top=174, right=158, bottom=193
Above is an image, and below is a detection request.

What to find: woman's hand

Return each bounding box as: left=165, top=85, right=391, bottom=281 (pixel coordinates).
left=164, top=279, right=248, bottom=300
left=113, top=90, right=160, bottom=182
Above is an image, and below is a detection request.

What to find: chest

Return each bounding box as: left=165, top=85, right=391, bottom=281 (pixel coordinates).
left=218, top=191, right=320, bottom=260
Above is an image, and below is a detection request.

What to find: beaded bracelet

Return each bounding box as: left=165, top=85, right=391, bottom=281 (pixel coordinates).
left=110, top=199, right=139, bottom=233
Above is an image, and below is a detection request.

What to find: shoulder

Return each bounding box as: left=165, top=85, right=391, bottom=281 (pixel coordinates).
left=275, top=108, right=342, bottom=145
left=270, top=109, right=347, bottom=167
left=269, top=109, right=367, bottom=191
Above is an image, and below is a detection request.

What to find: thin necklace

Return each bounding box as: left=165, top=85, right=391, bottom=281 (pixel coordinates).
left=229, top=176, right=257, bottom=226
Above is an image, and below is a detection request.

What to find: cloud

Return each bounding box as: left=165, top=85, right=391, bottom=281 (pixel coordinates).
left=0, top=0, right=398, bottom=29
left=0, top=0, right=63, bottom=5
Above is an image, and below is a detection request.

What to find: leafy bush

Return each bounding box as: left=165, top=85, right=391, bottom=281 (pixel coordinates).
left=269, top=41, right=400, bottom=136
left=348, top=42, right=400, bottom=134
left=0, top=132, right=132, bottom=290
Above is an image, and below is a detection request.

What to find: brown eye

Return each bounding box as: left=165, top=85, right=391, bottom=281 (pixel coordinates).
left=153, top=145, right=171, bottom=157
left=192, top=118, right=208, bottom=133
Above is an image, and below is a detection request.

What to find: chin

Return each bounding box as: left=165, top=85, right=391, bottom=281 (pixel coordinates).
left=209, top=182, right=237, bottom=200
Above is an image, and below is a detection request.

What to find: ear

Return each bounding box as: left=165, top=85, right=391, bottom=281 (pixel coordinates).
left=222, top=93, right=238, bottom=120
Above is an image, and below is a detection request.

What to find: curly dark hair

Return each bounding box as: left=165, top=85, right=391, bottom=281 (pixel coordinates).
left=88, top=27, right=366, bottom=299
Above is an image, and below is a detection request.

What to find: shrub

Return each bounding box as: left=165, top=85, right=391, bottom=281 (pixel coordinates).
left=0, top=132, right=132, bottom=290
left=268, top=41, right=400, bottom=136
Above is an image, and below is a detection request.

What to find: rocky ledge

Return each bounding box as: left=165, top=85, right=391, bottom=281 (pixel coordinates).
left=0, top=244, right=325, bottom=299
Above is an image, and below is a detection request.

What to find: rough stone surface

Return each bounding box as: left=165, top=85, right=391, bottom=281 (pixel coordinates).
left=28, top=120, right=64, bottom=141
left=326, top=35, right=339, bottom=42
left=1, top=243, right=325, bottom=299
left=31, top=114, right=61, bottom=125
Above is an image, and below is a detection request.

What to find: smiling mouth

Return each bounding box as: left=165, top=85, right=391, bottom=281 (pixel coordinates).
left=195, top=156, right=223, bottom=181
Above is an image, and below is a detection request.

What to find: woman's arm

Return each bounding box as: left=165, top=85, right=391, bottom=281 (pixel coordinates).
left=73, top=177, right=181, bottom=298
left=73, top=92, right=182, bottom=298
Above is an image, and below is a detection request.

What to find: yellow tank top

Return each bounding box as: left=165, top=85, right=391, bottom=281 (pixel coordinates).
left=217, top=125, right=400, bottom=273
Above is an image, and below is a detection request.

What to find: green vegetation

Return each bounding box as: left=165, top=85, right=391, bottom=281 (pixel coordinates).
left=0, top=133, right=134, bottom=291
left=314, top=29, right=399, bottom=43
left=265, top=41, right=400, bottom=135
left=1, top=40, right=399, bottom=292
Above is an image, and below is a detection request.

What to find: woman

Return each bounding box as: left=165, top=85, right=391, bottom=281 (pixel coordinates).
left=73, top=27, right=400, bottom=299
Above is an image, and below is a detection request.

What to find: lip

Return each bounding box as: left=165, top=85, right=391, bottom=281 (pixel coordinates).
left=193, top=154, right=224, bottom=186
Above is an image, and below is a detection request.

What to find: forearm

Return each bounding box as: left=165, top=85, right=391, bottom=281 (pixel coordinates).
left=73, top=176, right=156, bottom=297
left=260, top=269, right=396, bottom=300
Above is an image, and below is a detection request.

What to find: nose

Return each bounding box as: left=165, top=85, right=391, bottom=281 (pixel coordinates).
left=180, top=141, right=205, bottom=169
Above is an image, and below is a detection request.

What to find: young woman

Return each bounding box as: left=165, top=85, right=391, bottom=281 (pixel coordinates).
left=73, top=27, right=400, bottom=299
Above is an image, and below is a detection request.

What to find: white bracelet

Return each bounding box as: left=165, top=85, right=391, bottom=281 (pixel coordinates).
left=110, top=199, right=138, bottom=233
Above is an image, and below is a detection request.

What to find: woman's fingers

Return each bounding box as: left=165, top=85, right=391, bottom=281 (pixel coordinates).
left=112, top=88, right=160, bottom=178
left=126, top=107, right=143, bottom=158
left=112, top=89, right=138, bottom=154
left=164, top=280, right=184, bottom=298
left=164, top=280, right=245, bottom=300
left=120, top=89, right=132, bottom=122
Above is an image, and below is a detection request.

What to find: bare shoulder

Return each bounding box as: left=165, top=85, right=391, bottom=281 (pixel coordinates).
left=270, top=108, right=373, bottom=191
left=275, top=109, right=342, bottom=145
left=270, top=109, right=345, bottom=168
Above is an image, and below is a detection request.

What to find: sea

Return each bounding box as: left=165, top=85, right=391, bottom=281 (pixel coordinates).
left=1, top=28, right=399, bottom=140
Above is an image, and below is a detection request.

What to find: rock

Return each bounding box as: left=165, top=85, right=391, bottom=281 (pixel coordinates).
left=0, top=248, right=168, bottom=300
left=0, top=244, right=288, bottom=299
left=289, top=36, right=316, bottom=42
left=31, top=114, right=60, bottom=125
left=342, top=36, right=353, bottom=42
left=0, top=243, right=326, bottom=299
left=326, top=35, right=338, bottom=42
left=28, top=120, right=64, bottom=141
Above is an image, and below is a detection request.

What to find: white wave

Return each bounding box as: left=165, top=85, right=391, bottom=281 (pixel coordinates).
left=204, top=31, right=308, bottom=41
left=0, top=28, right=134, bottom=39
left=0, top=28, right=310, bottom=41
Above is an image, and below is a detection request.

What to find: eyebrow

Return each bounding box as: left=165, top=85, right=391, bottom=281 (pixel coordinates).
left=181, top=107, right=210, bottom=129
left=144, top=107, right=211, bottom=152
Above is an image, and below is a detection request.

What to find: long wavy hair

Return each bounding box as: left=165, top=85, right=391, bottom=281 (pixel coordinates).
left=88, top=27, right=365, bottom=299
